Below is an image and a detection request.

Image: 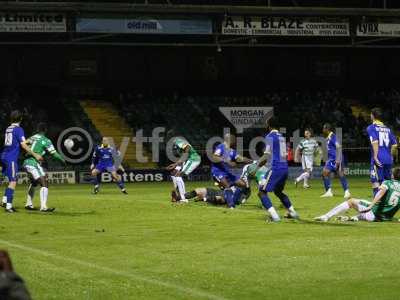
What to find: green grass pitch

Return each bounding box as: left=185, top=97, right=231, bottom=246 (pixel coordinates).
left=1, top=177, right=399, bottom=300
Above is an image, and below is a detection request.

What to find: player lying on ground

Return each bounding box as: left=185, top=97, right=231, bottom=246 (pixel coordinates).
left=172, top=163, right=253, bottom=205
left=315, top=167, right=400, bottom=222
left=252, top=117, right=299, bottom=222
left=171, top=185, right=250, bottom=207
left=91, top=137, right=127, bottom=194
left=1, top=110, right=43, bottom=213
left=24, top=122, right=66, bottom=212
left=320, top=123, right=351, bottom=199
left=294, top=128, right=320, bottom=188
left=211, top=133, right=253, bottom=208
left=367, top=107, right=397, bottom=196
left=167, top=137, right=201, bottom=203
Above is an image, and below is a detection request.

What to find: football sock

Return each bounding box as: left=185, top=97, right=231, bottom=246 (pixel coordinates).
left=268, top=207, right=280, bottom=221
left=40, top=187, right=49, bottom=210
left=223, top=188, right=234, bottom=208
left=325, top=201, right=350, bottom=219
left=323, top=176, right=331, bottom=191
left=260, top=193, right=273, bottom=210
left=303, top=173, right=310, bottom=186
left=116, top=180, right=125, bottom=190
left=232, top=187, right=242, bottom=205
left=92, top=176, right=99, bottom=187
left=5, top=188, right=14, bottom=209
left=176, top=177, right=186, bottom=200
left=97, top=173, right=102, bottom=184
left=373, top=187, right=379, bottom=197
left=26, top=184, right=35, bottom=206
left=185, top=190, right=197, bottom=199
left=2, top=196, right=6, bottom=205
left=339, top=176, right=349, bottom=191
left=275, top=191, right=292, bottom=209
left=296, top=172, right=308, bottom=183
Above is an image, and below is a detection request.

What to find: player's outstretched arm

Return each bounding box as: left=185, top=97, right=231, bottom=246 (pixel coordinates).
left=51, top=151, right=66, bottom=164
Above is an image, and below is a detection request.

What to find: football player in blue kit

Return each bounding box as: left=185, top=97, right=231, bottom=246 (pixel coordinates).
left=320, top=123, right=351, bottom=199
left=211, top=133, right=253, bottom=208
left=91, top=137, right=127, bottom=194
left=253, top=117, right=299, bottom=222
left=1, top=110, right=43, bottom=213
left=367, top=108, right=397, bottom=196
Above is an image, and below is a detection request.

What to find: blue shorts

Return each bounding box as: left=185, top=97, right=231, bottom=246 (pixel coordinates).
left=324, top=159, right=343, bottom=173
left=95, top=164, right=116, bottom=173
left=1, top=159, right=18, bottom=182
left=211, top=168, right=238, bottom=187
left=370, top=163, right=392, bottom=184
left=259, top=168, right=288, bottom=193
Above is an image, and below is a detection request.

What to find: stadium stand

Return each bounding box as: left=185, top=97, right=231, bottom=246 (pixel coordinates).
left=80, top=100, right=156, bottom=169
left=116, top=89, right=375, bottom=147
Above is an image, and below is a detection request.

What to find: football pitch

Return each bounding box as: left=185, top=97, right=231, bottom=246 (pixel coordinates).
left=1, top=178, right=399, bottom=300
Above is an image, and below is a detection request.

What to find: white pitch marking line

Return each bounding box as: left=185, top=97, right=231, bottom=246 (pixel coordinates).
left=0, top=239, right=229, bottom=300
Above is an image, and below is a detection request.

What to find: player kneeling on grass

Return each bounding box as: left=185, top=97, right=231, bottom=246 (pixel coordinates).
left=167, top=138, right=201, bottom=203
left=24, top=123, right=66, bottom=212
left=315, top=167, right=400, bottom=222
left=91, top=137, right=127, bottom=195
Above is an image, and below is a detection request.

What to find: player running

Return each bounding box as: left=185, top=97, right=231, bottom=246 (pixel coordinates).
left=320, top=123, right=351, bottom=198
left=367, top=108, right=397, bottom=196
left=167, top=137, right=201, bottom=203
left=23, top=123, right=66, bottom=212
left=294, top=128, right=319, bottom=188
left=253, top=118, right=299, bottom=222
left=315, top=167, right=400, bottom=222
left=91, top=137, right=127, bottom=194
left=211, top=133, right=253, bottom=208
left=1, top=110, right=42, bottom=213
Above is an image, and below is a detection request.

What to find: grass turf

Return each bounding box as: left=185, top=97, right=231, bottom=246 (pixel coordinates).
left=0, top=177, right=399, bottom=300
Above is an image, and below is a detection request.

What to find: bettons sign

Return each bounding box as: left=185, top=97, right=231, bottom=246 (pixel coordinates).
left=219, top=107, right=273, bottom=133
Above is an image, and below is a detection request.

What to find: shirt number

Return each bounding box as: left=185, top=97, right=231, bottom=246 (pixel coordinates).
left=388, top=191, right=400, bottom=207
left=4, top=132, right=12, bottom=146
left=378, top=132, right=390, bottom=147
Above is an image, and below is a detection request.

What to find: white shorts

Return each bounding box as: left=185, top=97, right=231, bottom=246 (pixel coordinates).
left=355, top=199, right=376, bottom=222
left=25, top=164, right=46, bottom=181
left=301, top=155, right=314, bottom=171
left=175, top=159, right=201, bottom=176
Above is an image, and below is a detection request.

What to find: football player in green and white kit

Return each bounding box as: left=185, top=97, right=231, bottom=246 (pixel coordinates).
left=23, top=123, right=65, bottom=212
left=294, top=128, right=319, bottom=188
left=315, top=167, right=400, bottom=222
left=167, top=137, right=201, bottom=203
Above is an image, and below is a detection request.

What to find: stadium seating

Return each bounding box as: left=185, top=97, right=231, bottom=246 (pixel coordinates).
left=80, top=100, right=157, bottom=169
